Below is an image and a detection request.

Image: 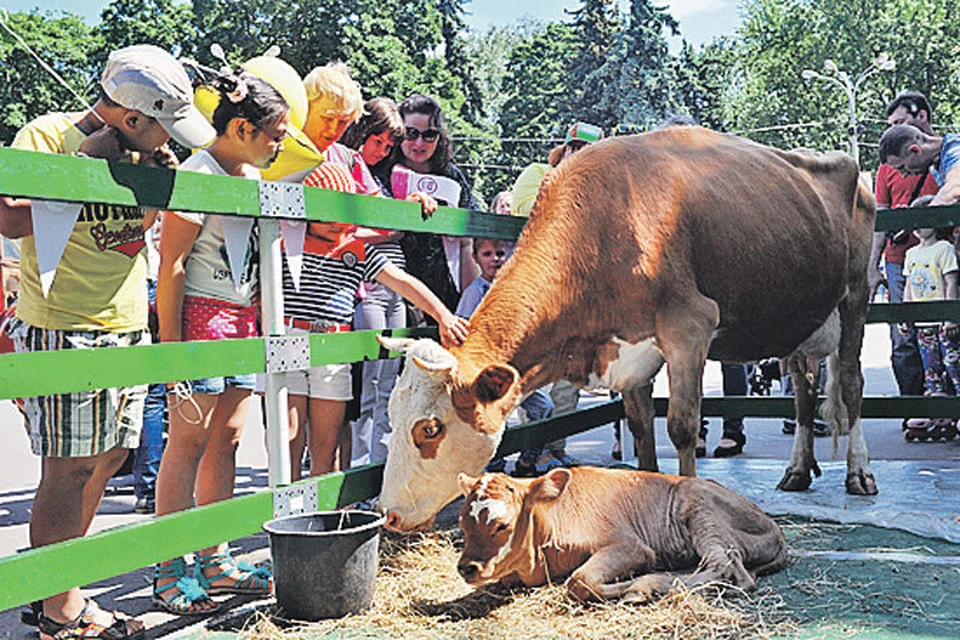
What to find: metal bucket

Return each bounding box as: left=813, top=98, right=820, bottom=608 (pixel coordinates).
left=263, top=510, right=385, bottom=620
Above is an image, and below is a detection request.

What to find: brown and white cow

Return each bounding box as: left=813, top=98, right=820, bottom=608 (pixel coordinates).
left=456, top=467, right=788, bottom=602
left=379, top=127, right=877, bottom=532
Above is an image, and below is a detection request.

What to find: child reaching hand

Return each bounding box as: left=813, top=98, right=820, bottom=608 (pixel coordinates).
left=273, top=162, right=469, bottom=479
left=900, top=195, right=960, bottom=442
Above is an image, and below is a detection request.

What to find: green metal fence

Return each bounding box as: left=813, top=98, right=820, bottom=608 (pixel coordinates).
left=1, top=147, right=959, bottom=611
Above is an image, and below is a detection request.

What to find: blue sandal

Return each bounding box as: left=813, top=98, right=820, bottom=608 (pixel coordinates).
left=194, top=550, right=273, bottom=596
left=153, top=557, right=219, bottom=616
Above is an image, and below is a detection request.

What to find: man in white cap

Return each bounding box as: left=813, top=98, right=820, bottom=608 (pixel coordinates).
left=0, top=44, right=214, bottom=638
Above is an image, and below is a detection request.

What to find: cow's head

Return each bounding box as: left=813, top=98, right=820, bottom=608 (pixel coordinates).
left=378, top=337, right=523, bottom=532
left=456, top=470, right=572, bottom=585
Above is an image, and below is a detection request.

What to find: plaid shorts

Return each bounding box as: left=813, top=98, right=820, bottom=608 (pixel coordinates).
left=9, top=318, right=148, bottom=457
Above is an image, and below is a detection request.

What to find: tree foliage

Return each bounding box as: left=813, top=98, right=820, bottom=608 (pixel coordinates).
left=9, top=0, right=960, bottom=196
left=0, top=10, right=97, bottom=143
left=726, top=0, right=960, bottom=165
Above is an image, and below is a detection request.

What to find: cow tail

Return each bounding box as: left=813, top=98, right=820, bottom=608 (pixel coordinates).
left=820, top=351, right=849, bottom=452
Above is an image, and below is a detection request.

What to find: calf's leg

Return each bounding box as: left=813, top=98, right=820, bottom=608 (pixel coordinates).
left=565, top=542, right=657, bottom=602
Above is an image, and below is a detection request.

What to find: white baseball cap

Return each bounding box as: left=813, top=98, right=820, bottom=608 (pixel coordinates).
left=101, top=44, right=215, bottom=149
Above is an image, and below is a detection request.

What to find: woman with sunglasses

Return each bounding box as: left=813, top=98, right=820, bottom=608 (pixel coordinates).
left=375, top=94, right=481, bottom=319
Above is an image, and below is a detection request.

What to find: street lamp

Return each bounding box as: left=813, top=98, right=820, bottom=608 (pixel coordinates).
left=801, top=54, right=896, bottom=165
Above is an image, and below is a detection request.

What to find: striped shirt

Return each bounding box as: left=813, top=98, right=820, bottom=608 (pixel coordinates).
left=282, top=233, right=391, bottom=324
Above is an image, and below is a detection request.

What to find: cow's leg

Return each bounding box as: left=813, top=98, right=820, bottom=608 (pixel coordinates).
left=842, top=188, right=877, bottom=495
left=777, top=355, right=821, bottom=491
left=622, top=383, right=657, bottom=472
left=565, top=542, right=657, bottom=602
left=657, top=296, right=719, bottom=477
left=838, top=294, right=876, bottom=495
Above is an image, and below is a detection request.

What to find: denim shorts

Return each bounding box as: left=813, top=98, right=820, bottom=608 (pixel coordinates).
left=188, top=373, right=257, bottom=395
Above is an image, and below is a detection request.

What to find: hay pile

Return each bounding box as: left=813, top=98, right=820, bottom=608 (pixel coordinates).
left=237, top=529, right=799, bottom=640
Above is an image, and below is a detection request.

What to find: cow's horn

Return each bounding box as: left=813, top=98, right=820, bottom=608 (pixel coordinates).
left=377, top=335, right=416, bottom=353
left=413, top=355, right=455, bottom=377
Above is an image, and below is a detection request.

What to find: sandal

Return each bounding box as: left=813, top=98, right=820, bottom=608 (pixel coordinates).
left=195, top=549, right=273, bottom=596
left=713, top=431, right=746, bottom=458
left=153, top=557, right=219, bottom=616
left=37, top=599, right=144, bottom=640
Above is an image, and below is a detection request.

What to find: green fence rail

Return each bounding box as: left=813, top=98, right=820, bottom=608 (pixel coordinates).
left=3, top=147, right=960, bottom=611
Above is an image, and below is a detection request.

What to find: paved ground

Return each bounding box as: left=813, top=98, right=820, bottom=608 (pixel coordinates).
left=1, top=323, right=959, bottom=638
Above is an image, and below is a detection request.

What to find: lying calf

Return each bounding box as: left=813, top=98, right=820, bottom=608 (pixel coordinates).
left=457, top=467, right=787, bottom=602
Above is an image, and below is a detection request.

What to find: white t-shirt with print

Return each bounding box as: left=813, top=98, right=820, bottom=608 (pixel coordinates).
left=173, top=149, right=261, bottom=306
left=904, top=240, right=959, bottom=325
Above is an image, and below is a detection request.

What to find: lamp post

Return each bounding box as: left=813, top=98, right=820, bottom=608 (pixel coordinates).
left=801, top=54, right=896, bottom=166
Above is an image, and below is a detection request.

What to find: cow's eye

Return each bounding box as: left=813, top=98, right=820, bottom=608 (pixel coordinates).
left=494, top=522, right=508, bottom=533
left=412, top=418, right=446, bottom=457
left=417, top=418, right=443, bottom=439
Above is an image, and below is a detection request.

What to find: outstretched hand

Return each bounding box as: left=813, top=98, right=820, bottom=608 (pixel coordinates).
left=439, top=313, right=470, bottom=348
left=406, top=191, right=438, bottom=219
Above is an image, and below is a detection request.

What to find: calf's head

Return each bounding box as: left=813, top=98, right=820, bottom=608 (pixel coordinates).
left=378, top=337, right=522, bottom=532
left=456, top=470, right=572, bottom=585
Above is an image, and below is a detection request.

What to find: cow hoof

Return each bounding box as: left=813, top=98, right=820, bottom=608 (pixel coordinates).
left=776, top=468, right=812, bottom=492
left=846, top=470, right=878, bottom=495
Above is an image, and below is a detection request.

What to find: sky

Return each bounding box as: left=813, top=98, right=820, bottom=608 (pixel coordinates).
left=4, top=0, right=742, bottom=48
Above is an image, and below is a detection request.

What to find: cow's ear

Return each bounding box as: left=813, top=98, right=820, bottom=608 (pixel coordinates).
left=472, top=364, right=518, bottom=403
left=530, top=468, right=572, bottom=501
left=377, top=335, right=416, bottom=353
left=458, top=473, right=478, bottom=496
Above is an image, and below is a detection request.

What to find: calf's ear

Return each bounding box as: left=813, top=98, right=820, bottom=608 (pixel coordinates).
left=530, top=468, right=572, bottom=501
left=458, top=473, right=478, bottom=496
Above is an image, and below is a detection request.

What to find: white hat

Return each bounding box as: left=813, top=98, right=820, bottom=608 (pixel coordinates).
left=101, top=44, right=215, bottom=149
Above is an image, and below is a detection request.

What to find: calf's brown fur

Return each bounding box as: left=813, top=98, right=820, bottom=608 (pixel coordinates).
left=457, top=467, right=787, bottom=603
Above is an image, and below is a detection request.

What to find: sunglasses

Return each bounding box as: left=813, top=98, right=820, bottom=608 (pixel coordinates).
left=404, top=126, right=440, bottom=143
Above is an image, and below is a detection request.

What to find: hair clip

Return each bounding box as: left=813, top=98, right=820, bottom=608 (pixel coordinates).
left=223, top=74, right=248, bottom=104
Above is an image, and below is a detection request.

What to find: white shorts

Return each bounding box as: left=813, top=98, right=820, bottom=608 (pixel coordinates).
left=256, top=363, right=353, bottom=401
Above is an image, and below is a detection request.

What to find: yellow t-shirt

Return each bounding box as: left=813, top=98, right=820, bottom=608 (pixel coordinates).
left=13, top=113, right=148, bottom=332
left=510, top=163, right=551, bottom=218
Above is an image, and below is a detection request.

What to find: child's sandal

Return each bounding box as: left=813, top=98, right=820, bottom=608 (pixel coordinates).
left=152, top=557, right=219, bottom=616
left=37, top=598, right=144, bottom=640
left=194, top=550, right=273, bottom=596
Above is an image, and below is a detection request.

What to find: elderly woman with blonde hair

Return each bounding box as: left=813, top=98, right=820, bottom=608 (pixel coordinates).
left=301, top=61, right=380, bottom=195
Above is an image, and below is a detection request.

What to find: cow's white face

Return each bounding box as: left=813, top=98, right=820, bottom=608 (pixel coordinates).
left=378, top=337, right=522, bottom=532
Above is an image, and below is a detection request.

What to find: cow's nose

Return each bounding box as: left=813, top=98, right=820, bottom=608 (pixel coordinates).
left=458, top=561, right=481, bottom=582
left=384, top=511, right=403, bottom=532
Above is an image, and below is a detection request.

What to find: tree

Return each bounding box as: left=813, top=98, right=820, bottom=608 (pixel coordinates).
left=725, top=0, right=960, bottom=164
left=96, top=0, right=196, bottom=63
left=0, top=11, right=97, bottom=143
left=564, top=0, right=622, bottom=126
left=600, top=0, right=680, bottom=128
left=490, top=21, right=577, bottom=195
left=436, top=0, right=484, bottom=127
